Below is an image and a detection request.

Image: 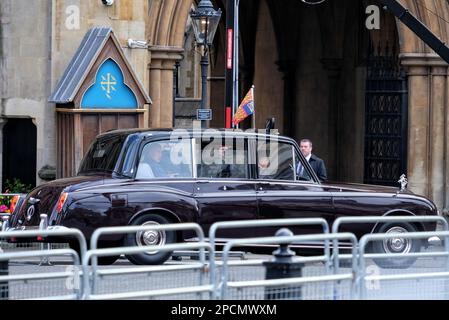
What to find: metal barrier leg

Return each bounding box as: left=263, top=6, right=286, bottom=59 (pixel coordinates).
left=0, top=249, right=8, bottom=300
left=263, top=229, right=304, bottom=300
left=444, top=234, right=449, bottom=300
left=1, top=216, right=10, bottom=232
left=39, top=214, right=52, bottom=266
left=38, top=243, right=52, bottom=266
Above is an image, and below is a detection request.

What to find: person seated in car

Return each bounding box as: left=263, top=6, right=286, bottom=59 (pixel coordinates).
left=258, top=156, right=277, bottom=179
left=201, top=145, right=246, bottom=179
left=136, top=143, right=170, bottom=178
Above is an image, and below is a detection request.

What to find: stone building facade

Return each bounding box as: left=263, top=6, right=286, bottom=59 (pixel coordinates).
left=1, top=0, right=449, bottom=211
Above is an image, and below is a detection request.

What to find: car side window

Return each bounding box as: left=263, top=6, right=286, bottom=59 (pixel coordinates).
left=257, top=141, right=294, bottom=180
left=196, top=137, right=249, bottom=179
left=257, top=141, right=313, bottom=182
left=136, top=139, right=193, bottom=179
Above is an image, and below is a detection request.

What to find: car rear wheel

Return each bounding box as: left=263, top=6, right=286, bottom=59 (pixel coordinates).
left=68, top=241, right=121, bottom=266
left=370, top=222, right=421, bottom=269
left=124, top=214, right=175, bottom=265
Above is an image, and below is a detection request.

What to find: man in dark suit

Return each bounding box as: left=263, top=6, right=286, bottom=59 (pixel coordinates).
left=299, top=139, right=327, bottom=182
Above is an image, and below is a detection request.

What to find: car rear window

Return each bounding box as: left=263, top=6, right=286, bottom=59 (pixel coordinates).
left=78, top=135, right=126, bottom=174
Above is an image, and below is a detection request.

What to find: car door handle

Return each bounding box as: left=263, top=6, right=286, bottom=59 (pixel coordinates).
left=218, top=186, right=234, bottom=191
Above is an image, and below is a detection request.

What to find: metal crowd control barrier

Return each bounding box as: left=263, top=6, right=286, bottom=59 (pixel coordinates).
left=358, top=230, right=449, bottom=300
left=331, top=215, right=448, bottom=273
left=208, top=218, right=330, bottom=298
left=0, top=228, right=87, bottom=297
left=87, top=223, right=207, bottom=299
left=333, top=215, right=449, bottom=234
left=0, top=249, right=80, bottom=300
left=82, top=242, right=213, bottom=300
left=219, top=233, right=358, bottom=300
left=90, top=223, right=206, bottom=265
left=0, top=228, right=87, bottom=258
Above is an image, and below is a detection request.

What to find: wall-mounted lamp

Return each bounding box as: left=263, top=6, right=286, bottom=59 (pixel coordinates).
left=127, top=39, right=149, bottom=49
left=102, top=0, right=114, bottom=6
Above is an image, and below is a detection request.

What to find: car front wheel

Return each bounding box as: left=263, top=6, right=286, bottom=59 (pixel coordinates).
left=371, top=222, right=421, bottom=269
left=124, top=214, right=175, bottom=265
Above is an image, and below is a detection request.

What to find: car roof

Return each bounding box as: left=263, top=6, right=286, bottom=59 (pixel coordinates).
left=97, top=128, right=291, bottom=142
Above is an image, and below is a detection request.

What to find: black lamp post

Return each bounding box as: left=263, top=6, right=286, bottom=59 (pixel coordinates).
left=190, top=0, right=222, bottom=128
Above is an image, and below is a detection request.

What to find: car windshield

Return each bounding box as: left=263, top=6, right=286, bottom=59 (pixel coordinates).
left=78, top=135, right=126, bottom=175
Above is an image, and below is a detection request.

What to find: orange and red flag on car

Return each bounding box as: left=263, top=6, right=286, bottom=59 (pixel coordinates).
left=233, top=86, right=255, bottom=126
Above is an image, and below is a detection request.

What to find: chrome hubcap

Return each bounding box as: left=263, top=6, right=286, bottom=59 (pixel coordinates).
left=383, top=226, right=412, bottom=254
left=136, top=221, right=166, bottom=255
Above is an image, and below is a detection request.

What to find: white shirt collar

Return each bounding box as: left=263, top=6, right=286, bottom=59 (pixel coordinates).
left=305, top=154, right=312, bottom=162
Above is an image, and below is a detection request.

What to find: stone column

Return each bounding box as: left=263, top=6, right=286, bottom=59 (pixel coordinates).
left=277, top=60, right=297, bottom=138
left=401, top=53, right=449, bottom=209
left=429, top=66, right=447, bottom=209
left=148, top=46, right=184, bottom=128
left=321, top=58, right=343, bottom=181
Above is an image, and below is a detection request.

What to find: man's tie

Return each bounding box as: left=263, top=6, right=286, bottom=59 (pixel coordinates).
left=297, top=163, right=304, bottom=176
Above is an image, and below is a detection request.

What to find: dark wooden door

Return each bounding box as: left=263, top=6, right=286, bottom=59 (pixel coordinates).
left=2, top=118, right=37, bottom=189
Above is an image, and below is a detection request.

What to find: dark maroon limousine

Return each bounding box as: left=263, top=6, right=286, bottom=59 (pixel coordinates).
left=9, top=129, right=439, bottom=266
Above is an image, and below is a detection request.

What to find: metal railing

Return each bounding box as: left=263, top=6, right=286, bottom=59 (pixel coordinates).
left=1, top=217, right=448, bottom=300
left=83, top=242, right=213, bottom=300
left=332, top=215, right=449, bottom=234
left=0, top=249, right=81, bottom=300
left=87, top=223, right=208, bottom=299
left=90, top=223, right=206, bottom=265
left=331, top=215, right=448, bottom=272
left=208, top=218, right=330, bottom=298
left=0, top=228, right=87, bottom=259
left=219, top=233, right=358, bottom=300
left=0, top=227, right=88, bottom=298
left=357, top=230, right=449, bottom=299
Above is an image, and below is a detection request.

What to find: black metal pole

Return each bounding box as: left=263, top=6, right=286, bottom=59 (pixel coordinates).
left=263, top=229, right=303, bottom=300
left=224, top=0, right=235, bottom=128
left=200, top=52, right=209, bottom=129
left=173, top=62, right=179, bottom=128
left=380, top=0, right=449, bottom=64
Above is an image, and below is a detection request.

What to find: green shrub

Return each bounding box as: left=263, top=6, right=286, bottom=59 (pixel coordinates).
left=4, top=178, right=34, bottom=194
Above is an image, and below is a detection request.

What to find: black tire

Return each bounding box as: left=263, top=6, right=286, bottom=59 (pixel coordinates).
left=124, top=214, right=175, bottom=265
left=68, top=241, right=121, bottom=266
left=370, top=222, right=421, bottom=269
